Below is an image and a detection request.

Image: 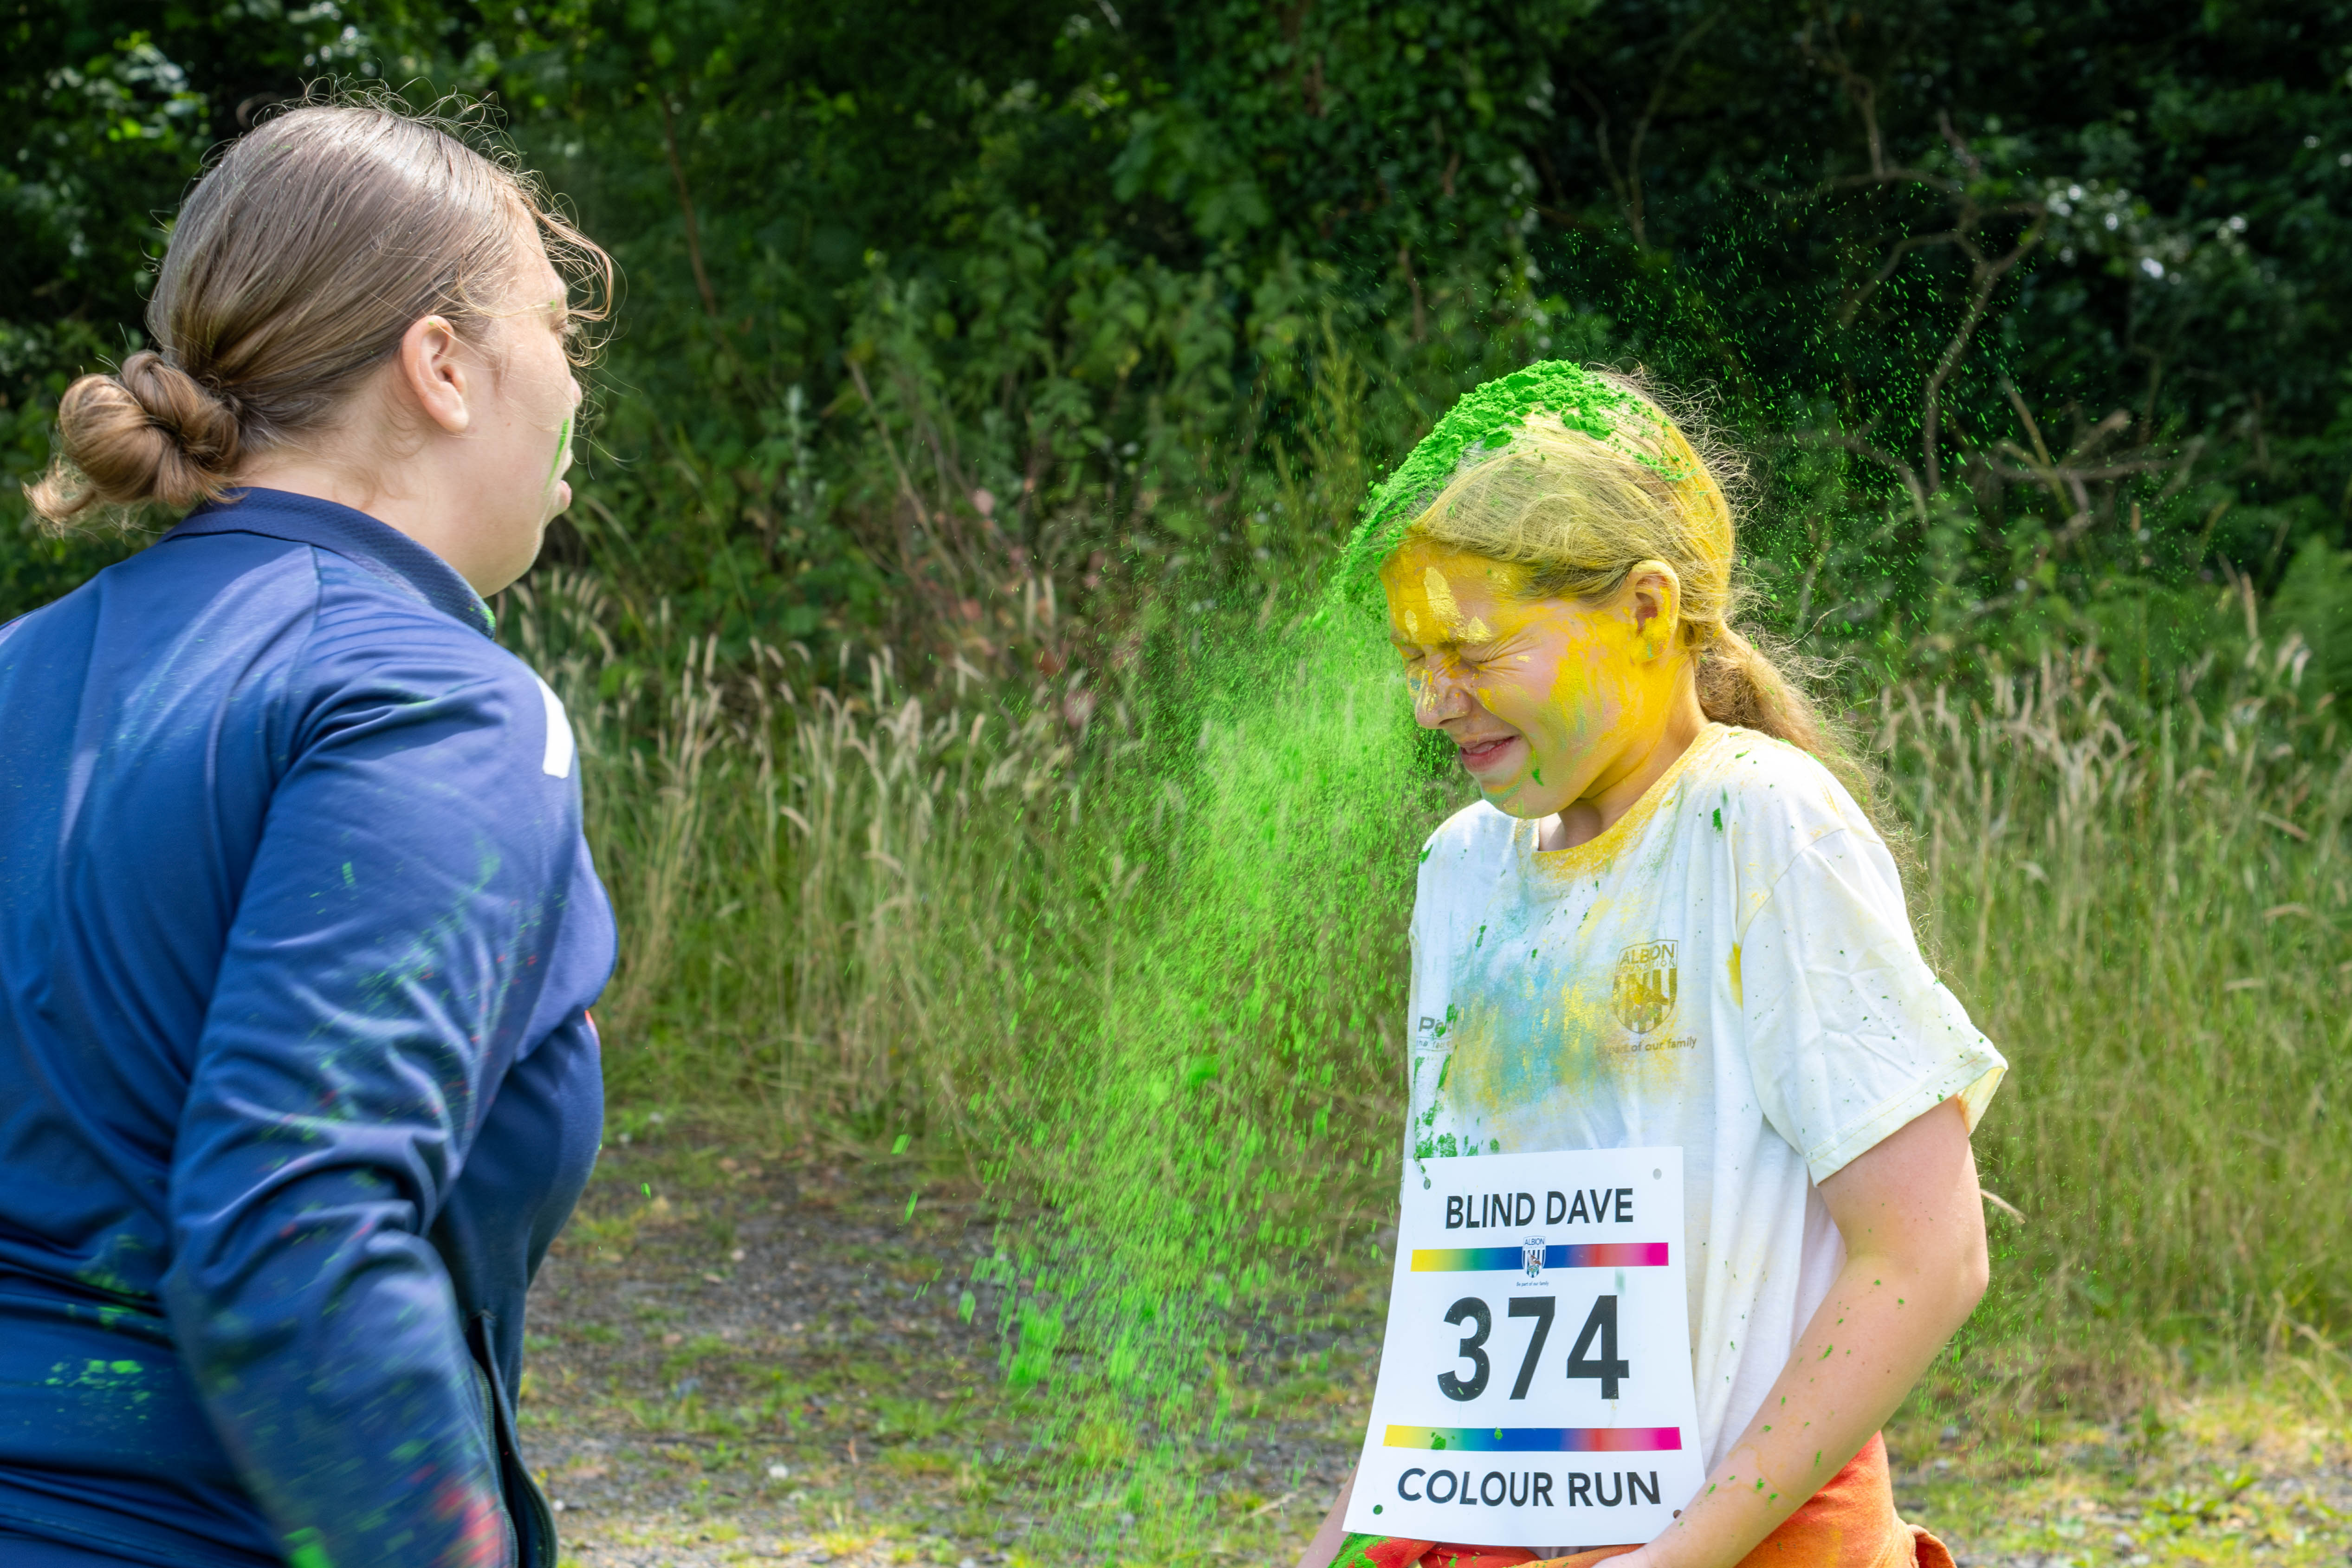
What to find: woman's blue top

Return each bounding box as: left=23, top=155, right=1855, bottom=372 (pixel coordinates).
left=0, top=491, right=615, bottom=1568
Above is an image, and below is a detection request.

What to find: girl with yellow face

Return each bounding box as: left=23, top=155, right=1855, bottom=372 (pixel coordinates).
left=1379, top=539, right=1710, bottom=852
left=1300, top=366, right=2005, bottom=1568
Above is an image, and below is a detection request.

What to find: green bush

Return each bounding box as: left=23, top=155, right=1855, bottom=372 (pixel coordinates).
left=9, top=1, right=2352, bottom=666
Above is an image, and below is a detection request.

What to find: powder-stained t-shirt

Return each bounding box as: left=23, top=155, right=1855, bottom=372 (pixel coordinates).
left=1404, top=722, right=2005, bottom=1470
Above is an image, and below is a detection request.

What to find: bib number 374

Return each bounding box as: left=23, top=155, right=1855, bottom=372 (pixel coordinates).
left=1345, top=1147, right=1704, bottom=1547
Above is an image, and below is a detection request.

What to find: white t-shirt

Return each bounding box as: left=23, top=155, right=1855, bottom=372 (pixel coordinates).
left=1404, top=722, right=2005, bottom=1470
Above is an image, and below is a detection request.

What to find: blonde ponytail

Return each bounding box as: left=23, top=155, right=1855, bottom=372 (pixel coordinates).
left=1689, top=622, right=1883, bottom=812
left=1694, top=625, right=1798, bottom=733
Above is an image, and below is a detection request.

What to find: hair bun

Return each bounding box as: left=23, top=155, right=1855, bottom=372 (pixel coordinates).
left=28, top=350, right=242, bottom=523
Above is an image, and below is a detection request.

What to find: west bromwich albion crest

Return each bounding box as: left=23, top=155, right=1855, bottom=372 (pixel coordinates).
left=1612, top=939, right=1679, bottom=1037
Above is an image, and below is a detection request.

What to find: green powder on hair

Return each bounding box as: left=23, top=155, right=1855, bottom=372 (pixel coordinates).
left=1324, top=360, right=1678, bottom=615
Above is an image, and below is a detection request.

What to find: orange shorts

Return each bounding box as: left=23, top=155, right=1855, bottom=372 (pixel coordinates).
left=1348, top=1434, right=1952, bottom=1568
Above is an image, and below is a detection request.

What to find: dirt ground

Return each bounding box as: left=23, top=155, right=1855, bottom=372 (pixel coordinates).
left=518, top=1134, right=2352, bottom=1568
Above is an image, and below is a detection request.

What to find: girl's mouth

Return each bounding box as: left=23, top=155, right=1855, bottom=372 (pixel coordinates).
left=1457, top=735, right=1518, bottom=771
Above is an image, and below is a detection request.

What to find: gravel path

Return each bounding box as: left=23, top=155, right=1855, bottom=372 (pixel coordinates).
left=516, top=1136, right=2352, bottom=1568
left=517, top=1138, right=1363, bottom=1565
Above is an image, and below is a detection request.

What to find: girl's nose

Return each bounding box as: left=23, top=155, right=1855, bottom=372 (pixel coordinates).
left=1414, top=660, right=1475, bottom=725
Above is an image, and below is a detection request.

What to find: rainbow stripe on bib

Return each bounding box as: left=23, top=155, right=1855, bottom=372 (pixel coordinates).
left=1408, top=1241, right=1669, bottom=1272
left=1382, top=1425, right=1684, bottom=1452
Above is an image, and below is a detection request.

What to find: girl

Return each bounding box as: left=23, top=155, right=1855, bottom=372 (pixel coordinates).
left=0, top=100, right=613, bottom=1568
left=1300, top=364, right=2004, bottom=1568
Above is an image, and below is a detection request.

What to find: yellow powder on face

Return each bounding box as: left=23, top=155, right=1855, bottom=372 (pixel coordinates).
left=1534, top=593, right=1682, bottom=761
left=1382, top=541, right=1692, bottom=816
left=1421, top=564, right=1463, bottom=630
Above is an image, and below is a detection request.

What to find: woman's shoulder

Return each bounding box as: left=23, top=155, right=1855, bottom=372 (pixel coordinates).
left=303, top=550, right=516, bottom=676
left=142, top=525, right=559, bottom=758
left=301, top=556, right=570, bottom=762
left=152, top=494, right=520, bottom=687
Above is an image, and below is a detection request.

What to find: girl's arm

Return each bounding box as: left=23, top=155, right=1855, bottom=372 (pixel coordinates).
left=1624, top=1098, right=1989, bottom=1568
left=1295, top=1468, right=1357, bottom=1568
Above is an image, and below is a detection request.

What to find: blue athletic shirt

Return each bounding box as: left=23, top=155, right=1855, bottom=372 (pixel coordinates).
left=0, top=489, right=615, bottom=1568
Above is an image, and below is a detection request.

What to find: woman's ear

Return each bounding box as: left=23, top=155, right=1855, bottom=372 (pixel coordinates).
left=1625, top=561, right=1682, bottom=661
left=395, top=314, right=473, bottom=435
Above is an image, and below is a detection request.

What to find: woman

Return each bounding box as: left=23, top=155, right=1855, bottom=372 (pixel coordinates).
left=0, top=99, right=615, bottom=1568
left=1300, top=364, right=2005, bottom=1568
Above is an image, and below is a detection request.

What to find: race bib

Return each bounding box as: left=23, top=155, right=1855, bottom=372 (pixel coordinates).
left=1345, top=1147, right=1704, bottom=1546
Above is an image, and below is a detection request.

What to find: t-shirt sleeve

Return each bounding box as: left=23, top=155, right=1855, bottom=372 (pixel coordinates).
left=1736, top=826, right=2006, bottom=1183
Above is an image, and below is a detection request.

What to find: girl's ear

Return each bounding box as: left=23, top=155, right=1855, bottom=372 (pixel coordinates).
left=1625, top=561, right=1682, bottom=661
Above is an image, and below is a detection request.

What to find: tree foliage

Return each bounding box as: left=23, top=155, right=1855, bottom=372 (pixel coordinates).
left=6, top=0, right=2350, bottom=681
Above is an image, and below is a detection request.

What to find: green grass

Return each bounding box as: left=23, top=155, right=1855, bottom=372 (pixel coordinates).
left=502, top=565, right=2352, bottom=1445
left=515, top=1132, right=2352, bottom=1568
left=1897, top=627, right=2352, bottom=1389
left=559, top=1395, right=2352, bottom=1568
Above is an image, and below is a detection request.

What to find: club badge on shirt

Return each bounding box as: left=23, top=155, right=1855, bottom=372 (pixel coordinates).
left=1610, top=940, right=1695, bottom=1053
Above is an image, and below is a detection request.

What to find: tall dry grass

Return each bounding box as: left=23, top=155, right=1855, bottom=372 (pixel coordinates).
left=1881, top=599, right=2352, bottom=1378
left=502, top=568, right=2352, bottom=1367
left=505, top=570, right=1107, bottom=1139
